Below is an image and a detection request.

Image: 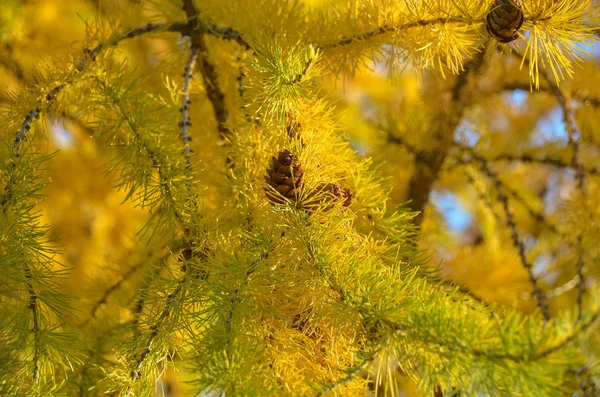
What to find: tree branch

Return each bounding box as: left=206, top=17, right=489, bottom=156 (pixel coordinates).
left=488, top=154, right=598, bottom=175
left=517, top=54, right=588, bottom=320
left=179, top=48, right=200, bottom=166
left=81, top=250, right=173, bottom=328
left=197, top=36, right=232, bottom=141
left=181, top=1, right=232, bottom=143
left=81, top=264, right=142, bottom=328
left=457, top=151, right=551, bottom=321
left=0, top=22, right=172, bottom=210
left=23, top=263, right=41, bottom=386
left=129, top=276, right=187, bottom=381
left=322, top=17, right=466, bottom=48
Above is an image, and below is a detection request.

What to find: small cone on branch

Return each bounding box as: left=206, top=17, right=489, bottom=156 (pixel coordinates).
left=264, top=150, right=353, bottom=211
left=486, top=0, right=524, bottom=43
left=264, top=150, right=303, bottom=204
left=318, top=183, right=353, bottom=211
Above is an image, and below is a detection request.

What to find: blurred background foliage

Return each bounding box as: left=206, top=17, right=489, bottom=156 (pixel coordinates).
left=1, top=0, right=599, bottom=395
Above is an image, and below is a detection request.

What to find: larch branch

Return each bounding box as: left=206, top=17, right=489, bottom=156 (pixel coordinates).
left=521, top=53, right=588, bottom=320
left=459, top=151, right=551, bottom=321
left=24, top=263, right=41, bottom=386
left=0, top=22, right=170, bottom=210
left=81, top=261, right=146, bottom=327
left=182, top=1, right=232, bottom=142
left=180, top=48, right=200, bottom=166
left=130, top=276, right=187, bottom=381
left=322, top=17, right=466, bottom=48
left=489, top=153, right=598, bottom=175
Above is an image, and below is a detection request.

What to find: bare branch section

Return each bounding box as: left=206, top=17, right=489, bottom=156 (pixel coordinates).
left=502, top=81, right=600, bottom=110
left=180, top=48, right=200, bottom=166
left=181, top=0, right=232, bottom=142
left=458, top=150, right=551, bottom=321
left=197, top=36, right=232, bottom=141
left=543, top=81, right=587, bottom=321
left=489, top=153, right=598, bottom=175
left=236, top=54, right=253, bottom=123
left=323, top=17, right=466, bottom=48
left=130, top=276, right=187, bottom=382
left=502, top=180, right=561, bottom=236
left=513, top=52, right=588, bottom=320
left=0, top=23, right=171, bottom=209
left=24, top=264, right=41, bottom=386
left=81, top=261, right=148, bottom=327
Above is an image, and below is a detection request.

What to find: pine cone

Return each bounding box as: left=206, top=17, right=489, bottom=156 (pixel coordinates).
left=486, top=0, right=524, bottom=43
left=264, top=150, right=303, bottom=204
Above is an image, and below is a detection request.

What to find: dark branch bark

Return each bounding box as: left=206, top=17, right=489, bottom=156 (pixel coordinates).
left=1, top=22, right=171, bottom=210
left=322, top=17, right=466, bottom=48
left=457, top=150, right=551, bottom=321
left=130, top=276, right=187, bottom=381
left=24, top=263, right=41, bottom=386
left=181, top=0, right=232, bottom=142
left=179, top=48, right=200, bottom=166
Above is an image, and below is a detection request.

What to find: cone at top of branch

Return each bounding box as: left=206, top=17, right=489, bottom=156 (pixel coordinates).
left=486, top=0, right=524, bottom=43
left=265, top=149, right=303, bottom=204
left=264, top=150, right=353, bottom=211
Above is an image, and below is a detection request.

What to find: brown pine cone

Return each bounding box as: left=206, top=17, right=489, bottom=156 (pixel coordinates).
left=264, top=150, right=303, bottom=204
left=486, top=0, right=524, bottom=43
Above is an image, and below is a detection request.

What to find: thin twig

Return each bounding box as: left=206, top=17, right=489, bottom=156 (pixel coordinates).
left=181, top=1, right=232, bottom=143
left=24, top=264, right=41, bottom=386
left=200, top=22, right=251, bottom=50
left=436, top=310, right=600, bottom=363
left=519, top=53, right=588, bottom=320
left=131, top=264, right=165, bottom=331
left=197, top=36, right=232, bottom=141
left=502, top=181, right=561, bottom=236
left=130, top=276, right=187, bottom=381
left=501, top=81, right=600, bottom=110
left=180, top=48, right=200, bottom=166
left=0, top=22, right=171, bottom=209
left=441, top=278, right=490, bottom=310
left=368, top=119, right=421, bottom=157
left=575, top=248, right=585, bottom=321
left=534, top=311, right=599, bottom=360
left=236, top=54, right=253, bottom=123
left=0, top=43, right=26, bottom=81
left=225, top=250, right=270, bottom=335
left=458, top=151, right=551, bottom=321
left=322, top=17, right=466, bottom=48
left=464, top=168, right=502, bottom=221
left=489, top=154, right=598, bottom=175
left=545, top=275, right=580, bottom=299
left=81, top=261, right=148, bottom=327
